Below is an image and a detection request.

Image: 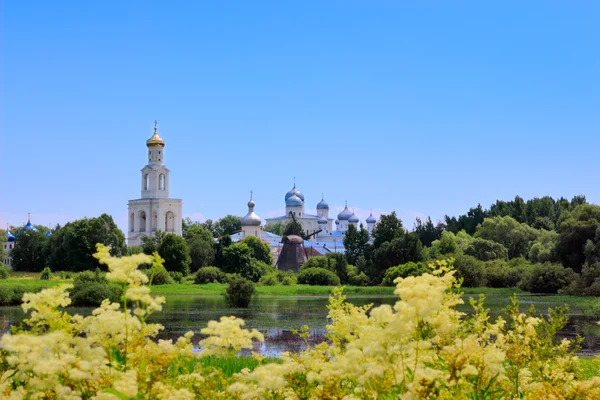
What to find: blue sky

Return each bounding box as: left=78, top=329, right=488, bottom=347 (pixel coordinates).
left=1, top=1, right=599, bottom=233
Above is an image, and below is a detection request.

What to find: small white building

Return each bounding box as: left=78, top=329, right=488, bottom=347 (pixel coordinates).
left=127, top=122, right=183, bottom=246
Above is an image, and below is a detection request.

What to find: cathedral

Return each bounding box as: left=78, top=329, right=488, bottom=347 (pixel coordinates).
left=235, top=184, right=378, bottom=252
left=127, top=123, right=183, bottom=246
left=263, top=183, right=378, bottom=244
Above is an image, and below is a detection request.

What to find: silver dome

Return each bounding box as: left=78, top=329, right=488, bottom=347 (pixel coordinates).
left=337, top=206, right=353, bottom=221
left=335, top=219, right=340, bottom=225
left=348, top=214, right=359, bottom=223
left=316, top=198, right=329, bottom=210
left=318, top=216, right=327, bottom=224
left=286, top=194, right=303, bottom=207
left=366, top=212, right=377, bottom=224
left=284, top=184, right=305, bottom=202
left=241, top=198, right=261, bottom=226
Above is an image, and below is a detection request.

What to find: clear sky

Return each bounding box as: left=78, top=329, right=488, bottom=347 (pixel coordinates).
left=1, top=1, right=599, bottom=233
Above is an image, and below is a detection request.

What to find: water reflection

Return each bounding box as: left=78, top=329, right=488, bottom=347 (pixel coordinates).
left=2, top=295, right=600, bottom=355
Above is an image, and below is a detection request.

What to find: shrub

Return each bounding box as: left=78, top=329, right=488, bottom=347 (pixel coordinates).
left=348, top=270, right=369, bottom=286
left=258, top=273, right=278, bottom=286
left=452, top=254, right=486, bottom=287
left=224, top=275, right=255, bottom=308
left=70, top=269, right=123, bottom=306
left=143, top=266, right=174, bottom=285
left=562, top=262, right=600, bottom=296
left=518, top=263, right=576, bottom=294
left=258, top=271, right=297, bottom=286
left=382, top=262, right=428, bottom=286
left=0, top=286, right=12, bottom=305
left=58, top=271, right=72, bottom=279
left=169, top=271, right=184, bottom=283
left=40, top=267, right=52, bottom=280
left=0, top=265, right=9, bottom=279
left=10, top=285, right=26, bottom=305
left=71, top=282, right=118, bottom=307
left=194, top=267, right=227, bottom=284
left=297, top=267, right=340, bottom=286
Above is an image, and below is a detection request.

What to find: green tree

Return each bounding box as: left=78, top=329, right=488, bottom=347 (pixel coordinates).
left=414, top=217, right=443, bottom=247
left=140, top=230, right=165, bottom=255
left=528, top=229, right=558, bottom=264
left=555, top=204, right=600, bottom=272
left=215, top=215, right=242, bottom=237
left=464, top=238, right=508, bottom=261
left=11, top=229, right=49, bottom=272
left=157, top=233, right=191, bottom=275
left=343, top=223, right=370, bottom=265
left=0, top=229, right=7, bottom=263
left=214, top=235, right=232, bottom=269
left=326, top=252, right=349, bottom=284
left=240, top=235, right=273, bottom=265
left=263, top=222, right=285, bottom=236
left=371, top=211, right=404, bottom=248
left=186, top=226, right=215, bottom=272
left=370, top=233, right=424, bottom=284
left=47, top=214, right=126, bottom=272
left=477, top=216, right=538, bottom=259
left=430, top=231, right=460, bottom=259
left=222, top=243, right=270, bottom=282
left=283, top=220, right=305, bottom=237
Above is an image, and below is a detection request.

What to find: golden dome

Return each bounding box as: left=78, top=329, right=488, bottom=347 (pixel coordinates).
left=146, top=121, right=165, bottom=147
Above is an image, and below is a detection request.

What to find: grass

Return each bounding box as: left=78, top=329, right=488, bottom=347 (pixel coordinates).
left=577, top=357, right=600, bottom=379
left=149, top=282, right=396, bottom=296
left=4, top=272, right=600, bottom=317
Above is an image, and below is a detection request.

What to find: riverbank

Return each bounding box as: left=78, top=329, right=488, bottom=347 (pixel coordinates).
left=2, top=276, right=600, bottom=317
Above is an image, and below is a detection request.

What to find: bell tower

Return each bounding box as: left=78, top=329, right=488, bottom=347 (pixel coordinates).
left=141, top=121, right=170, bottom=199
left=127, top=121, right=183, bottom=246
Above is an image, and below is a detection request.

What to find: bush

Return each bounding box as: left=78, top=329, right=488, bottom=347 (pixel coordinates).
left=382, top=262, right=428, bottom=286
left=194, top=267, right=227, bottom=284
left=71, top=282, right=122, bottom=307
left=58, top=271, right=72, bottom=279
left=169, top=271, right=184, bottom=283
left=562, top=262, right=600, bottom=296
left=70, top=269, right=123, bottom=306
left=143, top=266, right=174, bottom=285
left=258, top=271, right=297, bottom=286
left=0, top=265, right=9, bottom=279
left=348, top=270, right=369, bottom=286
left=281, top=275, right=295, bottom=286
left=224, top=275, right=255, bottom=308
left=258, top=273, right=279, bottom=286
left=518, top=263, right=576, bottom=294
left=452, top=254, right=485, bottom=287
left=297, top=267, right=340, bottom=286
left=0, top=286, right=12, bottom=305
left=40, top=267, right=52, bottom=280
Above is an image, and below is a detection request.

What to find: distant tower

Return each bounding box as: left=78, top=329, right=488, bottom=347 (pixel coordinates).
left=366, top=210, right=377, bottom=234
left=316, top=194, right=329, bottom=219
left=337, top=201, right=353, bottom=232
left=348, top=210, right=359, bottom=227
left=241, top=191, right=261, bottom=238
left=127, top=122, right=183, bottom=246
left=285, top=181, right=305, bottom=218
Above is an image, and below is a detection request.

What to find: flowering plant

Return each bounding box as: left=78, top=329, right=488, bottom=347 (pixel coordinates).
left=1, top=250, right=599, bottom=399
